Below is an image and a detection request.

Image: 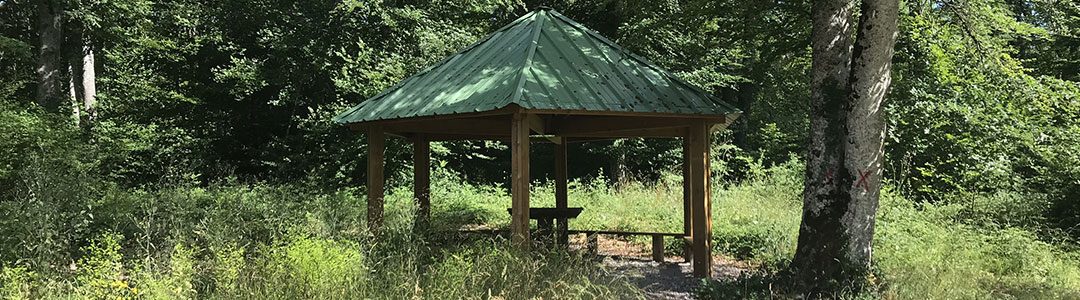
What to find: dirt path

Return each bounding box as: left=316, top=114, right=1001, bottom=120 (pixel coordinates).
left=577, top=235, right=751, bottom=299
left=602, top=256, right=748, bottom=299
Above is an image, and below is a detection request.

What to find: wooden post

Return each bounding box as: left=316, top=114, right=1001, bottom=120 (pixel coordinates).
left=682, top=136, right=693, bottom=263
left=652, top=234, right=665, bottom=262
left=367, top=126, right=385, bottom=232
left=511, top=112, right=531, bottom=249
left=555, top=139, right=569, bottom=246
left=413, top=134, right=431, bottom=227
left=689, top=120, right=712, bottom=278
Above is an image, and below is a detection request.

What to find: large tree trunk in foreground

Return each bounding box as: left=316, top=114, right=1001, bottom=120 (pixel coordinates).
left=35, top=0, right=65, bottom=112
left=792, top=0, right=898, bottom=294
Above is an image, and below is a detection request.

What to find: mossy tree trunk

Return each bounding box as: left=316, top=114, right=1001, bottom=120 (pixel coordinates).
left=792, top=0, right=898, bottom=294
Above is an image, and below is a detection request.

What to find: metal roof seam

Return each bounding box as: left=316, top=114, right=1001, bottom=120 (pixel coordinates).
left=546, top=11, right=739, bottom=114
left=547, top=15, right=634, bottom=111
left=509, top=10, right=547, bottom=110
left=559, top=17, right=645, bottom=112
left=538, top=22, right=617, bottom=111
left=404, top=21, right=533, bottom=120
left=332, top=11, right=539, bottom=122
left=430, top=25, right=529, bottom=108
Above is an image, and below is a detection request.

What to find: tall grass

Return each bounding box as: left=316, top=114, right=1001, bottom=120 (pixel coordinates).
left=695, top=161, right=1080, bottom=299
left=0, top=168, right=642, bottom=299
left=3, top=154, right=1080, bottom=299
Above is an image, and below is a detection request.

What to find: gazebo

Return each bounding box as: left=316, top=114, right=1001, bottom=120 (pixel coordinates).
left=334, top=7, right=740, bottom=277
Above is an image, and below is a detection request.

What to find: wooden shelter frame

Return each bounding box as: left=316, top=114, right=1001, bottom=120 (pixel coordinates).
left=351, top=104, right=722, bottom=278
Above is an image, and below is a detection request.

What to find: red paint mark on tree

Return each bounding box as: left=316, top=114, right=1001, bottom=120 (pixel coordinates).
left=855, top=169, right=872, bottom=192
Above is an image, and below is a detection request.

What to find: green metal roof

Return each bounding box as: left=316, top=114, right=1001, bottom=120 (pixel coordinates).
left=333, top=8, right=740, bottom=124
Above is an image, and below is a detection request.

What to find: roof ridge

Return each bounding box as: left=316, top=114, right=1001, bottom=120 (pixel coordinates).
left=544, top=10, right=741, bottom=113
left=506, top=10, right=547, bottom=108
left=334, top=11, right=542, bottom=123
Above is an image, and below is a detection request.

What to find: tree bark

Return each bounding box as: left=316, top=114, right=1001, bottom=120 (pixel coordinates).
left=35, top=0, right=65, bottom=112
left=841, top=0, right=897, bottom=266
left=81, top=41, right=97, bottom=126
left=791, top=0, right=898, bottom=294
left=730, top=82, right=758, bottom=150
left=68, top=63, right=79, bottom=123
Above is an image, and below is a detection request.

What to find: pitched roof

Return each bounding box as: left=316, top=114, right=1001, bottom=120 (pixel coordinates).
left=333, top=8, right=740, bottom=124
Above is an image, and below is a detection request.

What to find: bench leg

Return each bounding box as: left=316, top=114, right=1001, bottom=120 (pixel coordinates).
left=538, top=218, right=554, bottom=246
left=587, top=233, right=598, bottom=256
left=683, top=236, right=693, bottom=263
left=557, top=218, right=568, bottom=247
left=652, top=234, right=664, bottom=262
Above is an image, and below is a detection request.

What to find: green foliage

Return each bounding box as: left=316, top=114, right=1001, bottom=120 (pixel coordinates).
left=75, top=233, right=137, bottom=299
left=876, top=192, right=1080, bottom=299
left=694, top=161, right=1080, bottom=299
left=0, top=151, right=643, bottom=299
left=0, top=266, right=36, bottom=300
left=710, top=158, right=804, bottom=265
left=3, top=0, right=1080, bottom=298
left=883, top=0, right=1080, bottom=240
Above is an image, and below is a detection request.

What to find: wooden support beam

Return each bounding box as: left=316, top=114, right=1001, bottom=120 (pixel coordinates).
left=382, top=118, right=509, bottom=136
left=555, top=141, right=569, bottom=246
left=554, top=116, right=692, bottom=136
left=563, top=126, right=688, bottom=138
left=565, top=137, right=619, bottom=143
left=345, top=106, right=516, bottom=130
left=683, top=136, right=693, bottom=263
left=413, top=134, right=431, bottom=227
left=510, top=112, right=531, bottom=249
left=526, top=113, right=547, bottom=134
left=367, top=126, right=386, bottom=232
left=688, top=120, right=712, bottom=278
left=539, top=135, right=563, bottom=144
left=426, top=134, right=509, bottom=141
left=529, top=109, right=729, bottom=120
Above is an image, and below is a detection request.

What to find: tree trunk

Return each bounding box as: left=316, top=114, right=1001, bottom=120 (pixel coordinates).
left=68, top=63, right=79, bottom=123
left=35, top=0, right=65, bottom=112
left=791, top=0, right=898, bottom=294
left=81, top=41, right=97, bottom=126
left=730, top=82, right=757, bottom=150
left=792, top=0, right=856, bottom=287
left=841, top=0, right=898, bottom=269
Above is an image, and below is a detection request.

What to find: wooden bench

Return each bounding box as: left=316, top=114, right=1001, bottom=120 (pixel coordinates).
left=506, top=207, right=582, bottom=243
left=567, top=230, right=688, bottom=263
left=459, top=227, right=689, bottom=263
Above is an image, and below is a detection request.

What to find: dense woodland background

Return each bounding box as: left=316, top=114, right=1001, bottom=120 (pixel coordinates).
left=1, top=0, right=1079, bottom=298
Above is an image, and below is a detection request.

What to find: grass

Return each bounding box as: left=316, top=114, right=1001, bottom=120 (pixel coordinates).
left=0, top=179, right=644, bottom=299
left=3, top=159, right=1080, bottom=299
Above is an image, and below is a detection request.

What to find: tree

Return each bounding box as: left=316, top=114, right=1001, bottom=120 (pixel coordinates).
left=791, top=0, right=899, bottom=294
left=34, top=0, right=64, bottom=112
left=78, top=30, right=95, bottom=126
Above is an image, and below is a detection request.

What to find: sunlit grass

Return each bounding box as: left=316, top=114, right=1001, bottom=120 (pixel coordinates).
left=3, top=161, right=1079, bottom=299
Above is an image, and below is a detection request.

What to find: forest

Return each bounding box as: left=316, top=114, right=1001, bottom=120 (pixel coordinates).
left=1, top=0, right=1079, bottom=299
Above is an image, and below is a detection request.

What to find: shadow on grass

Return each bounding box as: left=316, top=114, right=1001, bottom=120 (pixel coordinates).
left=694, top=267, right=883, bottom=300
left=430, top=200, right=501, bottom=230
left=694, top=269, right=790, bottom=300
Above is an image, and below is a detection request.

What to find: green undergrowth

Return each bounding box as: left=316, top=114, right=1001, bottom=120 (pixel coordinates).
left=4, top=159, right=1080, bottom=299
left=694, top=162, right=1080, bottom=299
left=0, top=179, right=642, bottom=299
